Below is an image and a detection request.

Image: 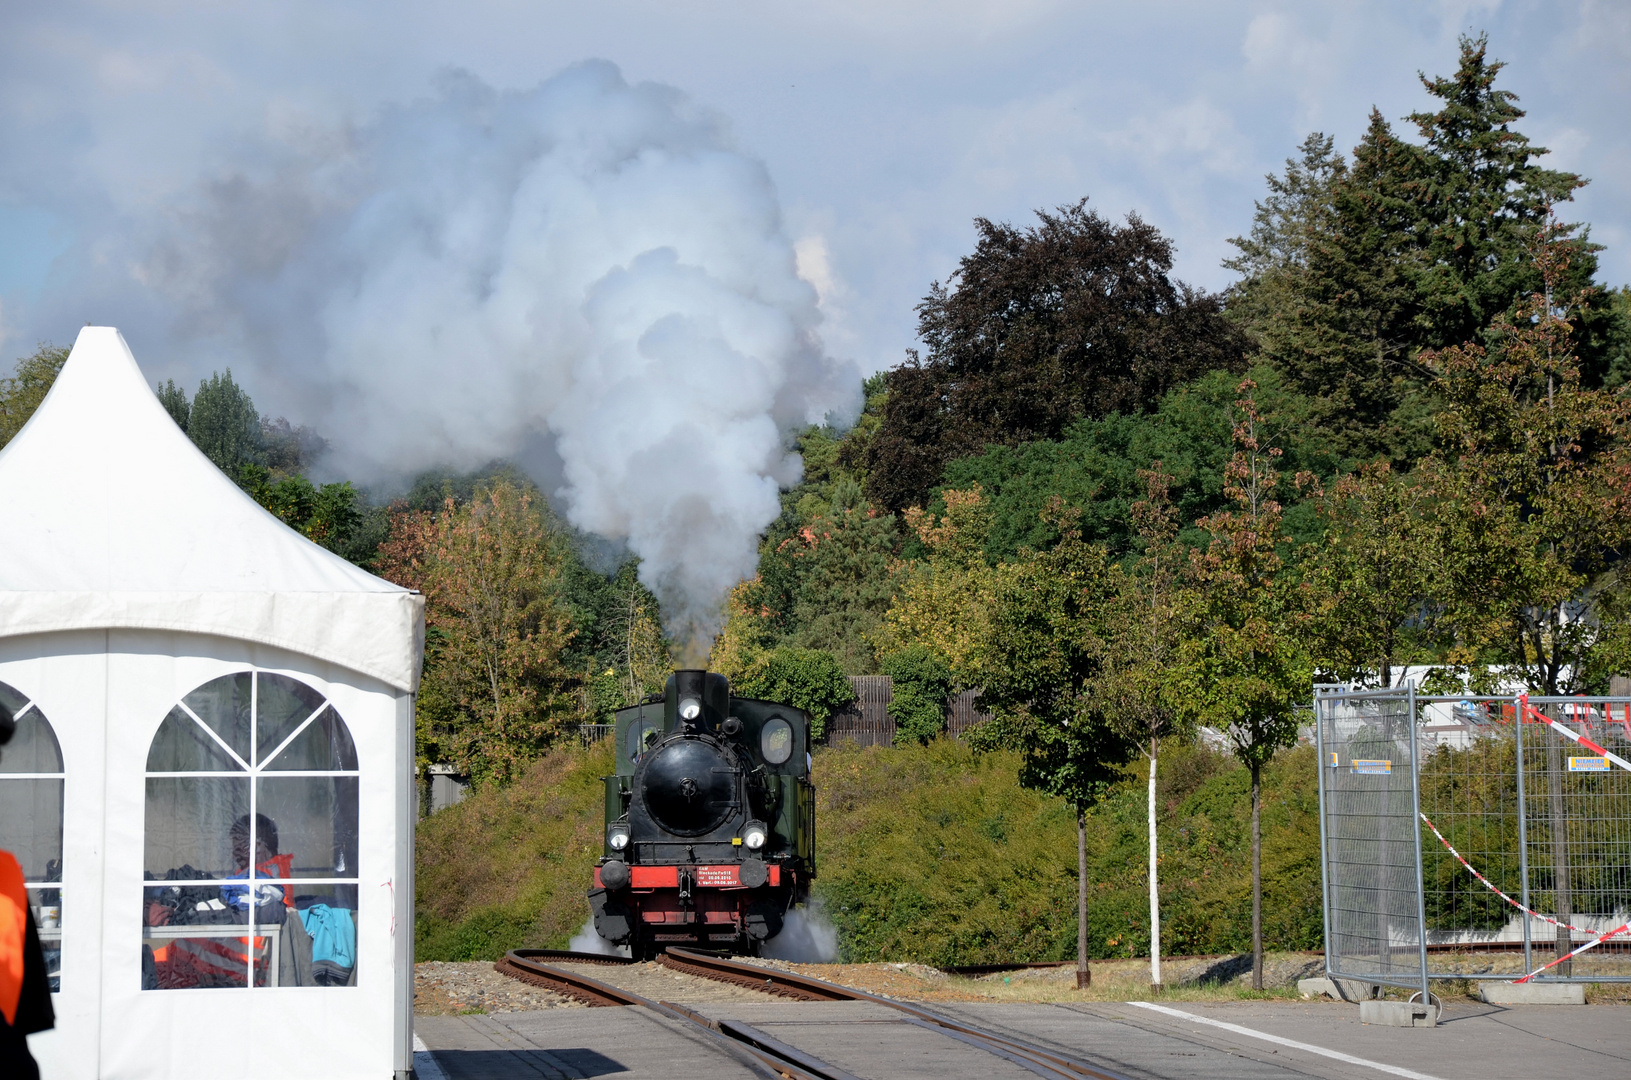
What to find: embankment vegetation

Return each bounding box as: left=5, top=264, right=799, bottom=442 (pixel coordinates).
left=416, top=736, right=1320, bottom=966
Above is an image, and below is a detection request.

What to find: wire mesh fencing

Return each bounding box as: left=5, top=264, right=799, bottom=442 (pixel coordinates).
left=1512, top=700, right=1631, bottom=980
left=1315, top=687, right=1428, bottom=996
left=1318, top=686, right=1631, bottom=985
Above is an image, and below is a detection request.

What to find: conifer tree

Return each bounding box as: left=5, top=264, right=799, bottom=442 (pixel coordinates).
left=1422, top=219, right=1631, bottom=694
left=1228, top=34, right=1613, bottom=462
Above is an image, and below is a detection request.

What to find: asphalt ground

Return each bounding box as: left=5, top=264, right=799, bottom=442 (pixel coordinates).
left=414, top=997, right=1631, bottom=1080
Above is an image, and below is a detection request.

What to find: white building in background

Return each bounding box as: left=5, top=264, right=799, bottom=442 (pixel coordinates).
left=0, top=328, right=424, bottom=1080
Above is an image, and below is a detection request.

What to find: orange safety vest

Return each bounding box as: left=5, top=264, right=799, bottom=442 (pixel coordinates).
left=0, top=850, right=25, bottom=1026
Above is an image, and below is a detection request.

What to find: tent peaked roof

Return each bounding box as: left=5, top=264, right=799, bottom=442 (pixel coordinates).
left=0, top=327, right=423, bottom=691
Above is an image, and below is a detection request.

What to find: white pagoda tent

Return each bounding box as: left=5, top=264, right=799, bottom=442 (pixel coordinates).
left=0, top=327, right=424, bottom=1079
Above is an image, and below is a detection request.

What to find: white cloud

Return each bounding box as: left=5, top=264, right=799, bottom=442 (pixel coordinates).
left=2, top=0, right=1628, bottom=435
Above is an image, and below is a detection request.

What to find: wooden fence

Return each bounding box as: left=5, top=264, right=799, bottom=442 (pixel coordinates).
left=823, top=676, right=991, bottom=747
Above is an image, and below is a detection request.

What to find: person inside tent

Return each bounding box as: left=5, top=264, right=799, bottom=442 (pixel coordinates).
left=0, top=702, right=54, bottom=1080
left=221, top=814, right=293, bottom=913
left=142, top=813, right=317, bottom=988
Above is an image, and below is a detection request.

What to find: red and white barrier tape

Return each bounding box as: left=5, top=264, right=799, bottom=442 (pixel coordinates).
left=1519, top=696, right=1631, bottom=773
left=1418, top=811, right=1594, bottom=937
left=1422, top=702, right=1631, bottom=984
left=1514, top=920, right=1631, bottom=983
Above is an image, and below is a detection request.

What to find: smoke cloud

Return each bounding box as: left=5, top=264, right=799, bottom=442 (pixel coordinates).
left=137, top=61, right=860, bottom=653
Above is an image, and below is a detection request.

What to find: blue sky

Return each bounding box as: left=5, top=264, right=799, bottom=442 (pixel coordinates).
left=2, top=1, right=1626, bottom=403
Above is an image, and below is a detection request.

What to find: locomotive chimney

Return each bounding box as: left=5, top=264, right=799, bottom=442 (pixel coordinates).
left=667, top=669, right=732, bottom=733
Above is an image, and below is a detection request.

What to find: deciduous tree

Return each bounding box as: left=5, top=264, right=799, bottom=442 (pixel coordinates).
left=238, top=463, right=364, bottom=554
left=156, top=379, right=190, bottom=432
left=732, top=647, right=855, bottom=741
left=1097, top=466, right=1200, bottom=988
left=1422, top=220, right=1631, bottom=694
left=881, top=645, right=954, bottom=745
left=1177, top=384, right=1312, bottom=990
left=1302, top=462, right=1435, bottom=688
left=876, top=486, right=1001, bottom=680
left=0, top=343, right=68, bottom=448
left=376, top=480, right=577, bottom=786
left=967, top=501, right=1134, bottom=988
left=188, top=369, right=262, bottom=474
left=866, top=202, right=1246, bottom=511
left=600, top=564, right=671, bottom=707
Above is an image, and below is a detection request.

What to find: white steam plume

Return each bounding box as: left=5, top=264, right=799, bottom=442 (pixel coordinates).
left=762, top=901, right=839, bottom=963
left=568, top=916, right=629, bottom=958
left=141, top=62, right=859, bottom=653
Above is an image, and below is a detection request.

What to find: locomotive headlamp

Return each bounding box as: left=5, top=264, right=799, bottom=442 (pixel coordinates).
left=608, top=824, right=630, bottom=851
left=679, top=696, right=702, bottom=721
left=742, top=821, right=768, bottom=850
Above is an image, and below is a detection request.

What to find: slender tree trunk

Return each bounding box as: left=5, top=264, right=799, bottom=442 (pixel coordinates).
left=1251, top=761, right=1263, bottom=991
left=1148, top=739, right=1162, bottom=990
left=1077, top=804, right=1090, bottom=989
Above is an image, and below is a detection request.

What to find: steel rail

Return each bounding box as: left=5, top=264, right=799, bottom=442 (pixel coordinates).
left=506, top=946, right=635, bottom=966
left=496, top=951, right=640, bottom=1007
left=664, top=948, right=1136, bottom=1080
left=497, top=949, right=850, bottom=1080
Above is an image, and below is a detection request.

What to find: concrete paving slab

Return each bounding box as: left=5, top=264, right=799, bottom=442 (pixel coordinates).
left=930, top=1002, right=1330, bottom=1080
left=414, top=998, right=1631, bottom=1080
left=1043, top=999, right=1631, bottom=1079
left=415, top=1007, right=766, bottom=1079
left=691, top=999, right=1045, bottom=1080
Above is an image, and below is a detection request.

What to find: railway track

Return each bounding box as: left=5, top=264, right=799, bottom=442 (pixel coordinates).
left=497, top=949, right=855, bottom=1078
left=495, top=947, right=1135, bottom=1080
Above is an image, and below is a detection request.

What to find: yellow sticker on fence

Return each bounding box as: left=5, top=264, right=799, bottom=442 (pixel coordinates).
left=1328, top=751, right=1339, bottom=768
left=1351, top=759, right=1392, bottom=774
left=1569, top=756, right=1610, bottom=772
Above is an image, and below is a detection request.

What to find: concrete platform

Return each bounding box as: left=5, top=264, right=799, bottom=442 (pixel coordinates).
left=414, top=998, right=1631, bottom=1080
left=1478, top=980, right=1586, bottom=1005
left=415, top=1009, right=768, bottom=1079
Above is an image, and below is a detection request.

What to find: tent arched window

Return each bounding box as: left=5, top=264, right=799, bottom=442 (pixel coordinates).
left=0, top=681, right=63, bottom=992
left=143, top=670, right=360, bottom=989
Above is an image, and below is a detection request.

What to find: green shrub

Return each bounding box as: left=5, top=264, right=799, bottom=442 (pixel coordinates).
left=813, top=739, right=1323, bottom=965
left=413, top=733, right=1326, bottom=966
left=734, top=646, right=855, bottom=740
left=414, top=739, right=613, bottom=960
left=881, top=645, right=954, bottom=744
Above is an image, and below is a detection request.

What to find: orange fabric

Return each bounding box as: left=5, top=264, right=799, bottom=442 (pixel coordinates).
left=256, top=853, right=295, bottom=907
left=0, top=850, right=25, bottom=1026
left=154, top=934, right=272, bottom=988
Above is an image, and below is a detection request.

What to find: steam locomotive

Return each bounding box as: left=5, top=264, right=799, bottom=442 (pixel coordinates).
left=588, top=669, right=815, bottom=958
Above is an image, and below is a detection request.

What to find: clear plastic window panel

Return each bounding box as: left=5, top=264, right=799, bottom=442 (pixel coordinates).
left=143, top=671, right=359, bottom=989
left=28, top=888, right=61, bottom=993
left=0, top=685, right=65, bottom=993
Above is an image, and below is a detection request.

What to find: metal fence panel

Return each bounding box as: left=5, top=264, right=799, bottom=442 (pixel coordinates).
left=1316, top=688, right=1428, bottom=995
left=1415, top=698, right=1528, bottom=976
left=1319, top=687, right=1631, bottom=986
left=1517, top=700, right=1631, bottom=981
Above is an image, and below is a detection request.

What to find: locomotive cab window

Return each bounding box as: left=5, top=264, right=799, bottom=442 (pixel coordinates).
left=759, top=717, right=794, bottom=765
